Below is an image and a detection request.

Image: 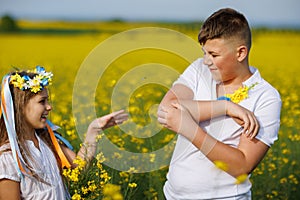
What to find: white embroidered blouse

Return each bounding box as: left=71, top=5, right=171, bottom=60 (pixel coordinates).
left=0, top=134, right=69, bottom=199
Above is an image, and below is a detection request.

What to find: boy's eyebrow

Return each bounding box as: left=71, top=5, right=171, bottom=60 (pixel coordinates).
left=202, top=47, right=218, bottom=54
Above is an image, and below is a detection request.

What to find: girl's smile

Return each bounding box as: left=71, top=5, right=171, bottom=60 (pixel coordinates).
left=24, top=89, right=52, bottom=131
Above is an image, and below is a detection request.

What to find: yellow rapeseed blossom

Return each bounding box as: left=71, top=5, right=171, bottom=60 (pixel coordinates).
left=73, top=156, right=87, bottom=170
left=63, top=157, right=86, bottom=182
left=63, top=167, right=81, bottom=182
left=128, top=182, right=137, bottom=188
left=71, top=191, right=83, bottom=200
left=102, top=184, right=123, bottom=200
left=235, top=174, right=248, bottom=184
left=149, top=153, right=156, bottom=163
left=127, top=167, right=137, bottom=173
left=214, top=160, right=229, bottom=172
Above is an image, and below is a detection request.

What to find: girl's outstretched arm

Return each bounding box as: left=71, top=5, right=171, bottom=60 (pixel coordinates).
left=61, top=109, right=128, bottom=168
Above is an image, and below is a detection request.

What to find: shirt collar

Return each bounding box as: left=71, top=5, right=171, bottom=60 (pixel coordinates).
left=243, top=66, right=262, bottom=87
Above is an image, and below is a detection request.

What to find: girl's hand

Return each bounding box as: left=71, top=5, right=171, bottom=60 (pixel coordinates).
left=226, top=101, right=259, bottom=139
left=98, top=109, right=128, bottom=130
left=89, top=109, right=129, bottom=131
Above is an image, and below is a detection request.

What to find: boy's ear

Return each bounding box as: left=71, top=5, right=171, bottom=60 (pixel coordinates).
left=236, top=45, right=248, bottom=62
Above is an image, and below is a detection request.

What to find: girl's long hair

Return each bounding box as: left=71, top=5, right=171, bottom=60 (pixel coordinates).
left=0, top=71, right=62, bottom=182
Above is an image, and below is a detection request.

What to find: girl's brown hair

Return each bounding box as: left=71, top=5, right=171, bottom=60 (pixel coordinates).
left=0, top=71, right=62, bottom=182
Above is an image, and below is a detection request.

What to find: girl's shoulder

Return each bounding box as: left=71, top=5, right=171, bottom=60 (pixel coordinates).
left=0, top=143, right=21, bottom=182
left=0, top=143, right=11, bottom=155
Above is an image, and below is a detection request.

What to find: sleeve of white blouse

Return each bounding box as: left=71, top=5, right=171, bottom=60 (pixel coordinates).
left=0, top=149, right=21, bottom=182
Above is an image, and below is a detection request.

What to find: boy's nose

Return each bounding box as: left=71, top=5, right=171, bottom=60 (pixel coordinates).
left=203, top=55, right=212, bottom=66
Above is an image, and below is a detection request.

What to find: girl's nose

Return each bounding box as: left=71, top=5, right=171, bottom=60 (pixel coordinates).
left=46, top=103, right=52, bottom=111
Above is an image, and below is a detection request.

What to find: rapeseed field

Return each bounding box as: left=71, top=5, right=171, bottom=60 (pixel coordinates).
left=0, top=21, right=299, bottom=199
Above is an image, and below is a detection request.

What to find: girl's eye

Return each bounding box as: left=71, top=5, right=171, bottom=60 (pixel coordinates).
left=39, top=99, right=47, bottom=104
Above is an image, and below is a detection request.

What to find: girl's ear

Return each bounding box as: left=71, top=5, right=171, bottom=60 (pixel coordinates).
left=236, top=45, right=248, bottom=62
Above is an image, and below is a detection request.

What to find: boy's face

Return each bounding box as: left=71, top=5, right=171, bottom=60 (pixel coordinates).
left=202, top=38, right=241, bottom=83
left=23, top=89, right=52, bottom=131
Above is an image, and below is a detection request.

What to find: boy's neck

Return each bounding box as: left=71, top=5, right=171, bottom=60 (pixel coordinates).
left=217, top=65, right=252, bottom=95
left=223, top=61, right=251, bottom=86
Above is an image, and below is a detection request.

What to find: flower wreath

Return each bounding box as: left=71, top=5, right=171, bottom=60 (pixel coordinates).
left=9, top=66, right=53, bottom=93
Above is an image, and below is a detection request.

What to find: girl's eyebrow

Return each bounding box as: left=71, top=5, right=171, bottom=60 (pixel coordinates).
left=39, top=95, right=49, bottom=99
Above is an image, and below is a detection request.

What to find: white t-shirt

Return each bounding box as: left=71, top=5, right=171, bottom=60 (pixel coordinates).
left=0, top=134, right=69, bottom=199
left=164, top=58, right=281, bottom=199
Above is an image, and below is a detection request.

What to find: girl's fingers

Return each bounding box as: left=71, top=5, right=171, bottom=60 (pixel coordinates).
left=157, top=117, right=167, bottom=125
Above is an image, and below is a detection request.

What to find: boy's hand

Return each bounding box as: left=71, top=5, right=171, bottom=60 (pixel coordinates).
left=226, top=101, right=259, bottom=139
left=157, top=103, right=199, bottom=142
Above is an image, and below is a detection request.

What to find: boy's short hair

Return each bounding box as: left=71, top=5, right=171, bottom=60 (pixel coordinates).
left=198, top=8, right=252, bottom=50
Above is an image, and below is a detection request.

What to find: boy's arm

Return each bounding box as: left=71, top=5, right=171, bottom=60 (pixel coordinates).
left=159, top=84, right=228, bottom=121
left=159, top=84, right=194, bottom=107
left=158, top=100, right=280, bottom=178
left=159, top=84, right=259, bottom=136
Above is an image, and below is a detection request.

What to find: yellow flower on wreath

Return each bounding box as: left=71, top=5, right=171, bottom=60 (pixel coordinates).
left=10, top=73, right=25, bottom=89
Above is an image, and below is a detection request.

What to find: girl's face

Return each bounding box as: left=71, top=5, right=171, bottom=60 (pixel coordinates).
left=23, top=89, right=52, bottom=131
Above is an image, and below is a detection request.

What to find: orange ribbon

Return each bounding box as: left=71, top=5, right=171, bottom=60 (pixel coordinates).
left=46, top=123, right=71, bottom=168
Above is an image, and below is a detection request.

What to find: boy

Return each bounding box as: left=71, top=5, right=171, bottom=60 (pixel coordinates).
left=157, top=8, right=281, bottom=199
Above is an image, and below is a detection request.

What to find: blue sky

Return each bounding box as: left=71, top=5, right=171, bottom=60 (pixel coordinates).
left=0, top=0, right=299, bottom=28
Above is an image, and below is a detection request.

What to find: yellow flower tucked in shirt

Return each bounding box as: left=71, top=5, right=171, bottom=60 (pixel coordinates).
left=218, top=82, right=258, bottom=104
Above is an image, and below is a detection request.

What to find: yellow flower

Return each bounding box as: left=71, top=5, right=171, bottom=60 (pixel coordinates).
left=150, top=153, right=156, bottom=163
left=10, top=74, right=25, bottom=89
left=9, top=66, right=53, bottom=93
left=214, top=160, right=228, bottom=171
left=127, top=167, right=137, bottom=173
left=128, top=182, right=137, bottom=188
left=30, top=85, right=42, bottom=93
left=235, top=174, right=248, bottom=184
left=71, top=193, right=82, bottom=200
left=224, top=83, right=258, bottom=104
left=73, top=156, right=87, bottom=170
left=102, top=184, right=123, bottom=200
left=96, top=152, right=106, bottom=163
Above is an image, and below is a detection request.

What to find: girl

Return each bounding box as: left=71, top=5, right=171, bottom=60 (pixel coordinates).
left=0, top=66, right=128, bottom=199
